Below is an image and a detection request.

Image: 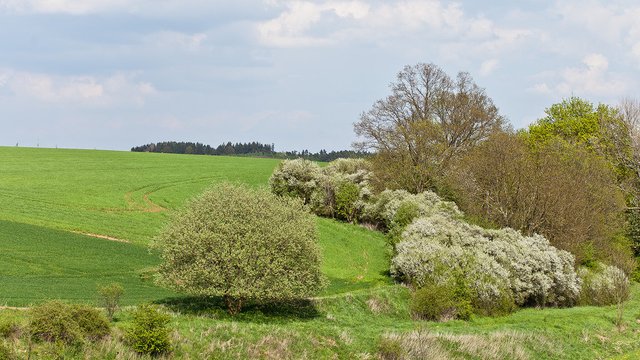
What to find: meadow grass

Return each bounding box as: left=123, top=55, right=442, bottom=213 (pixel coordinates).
left=0, top=147, right=280, bottom=245
left=0, top=219, right=175, bottom=306
left=3, top=146, right=640, bottom=358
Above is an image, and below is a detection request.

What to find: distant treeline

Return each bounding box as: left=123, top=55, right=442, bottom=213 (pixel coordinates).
left=130, top=141, right=369, bottom=161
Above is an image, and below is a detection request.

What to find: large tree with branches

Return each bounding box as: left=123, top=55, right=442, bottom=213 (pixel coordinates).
left=354, top=62, right=505, bottom=193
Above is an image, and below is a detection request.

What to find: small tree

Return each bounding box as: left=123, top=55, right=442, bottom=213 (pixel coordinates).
left=155, top=182, right=325, bottom=314
left=98, top=283, right=124, bottom=321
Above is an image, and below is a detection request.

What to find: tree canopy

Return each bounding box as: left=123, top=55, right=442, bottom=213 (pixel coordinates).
left=354, top=62, right=505, bottom=193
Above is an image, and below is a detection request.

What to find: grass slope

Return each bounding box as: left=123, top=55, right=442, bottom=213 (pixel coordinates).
left=0, top=147, right=390, bottom=304
left=0, top=147, right=280, bottom=244
left=0, top=220, right=175, bottom=306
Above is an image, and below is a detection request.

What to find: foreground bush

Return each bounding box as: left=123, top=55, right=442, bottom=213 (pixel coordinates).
left=411, top=279, right=473, bottom=321
left=29, top=301, right=110, bottom=345
left=578, top=263, right=630, bottom=306
left=155, top=182, right=325, bottom=314
left=126, top=305, right=172, bottom=356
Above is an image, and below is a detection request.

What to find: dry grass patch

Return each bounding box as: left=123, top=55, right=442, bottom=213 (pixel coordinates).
left=247, top=335, right=293, bottom=360
left=378, top=330, right=555, bottom=360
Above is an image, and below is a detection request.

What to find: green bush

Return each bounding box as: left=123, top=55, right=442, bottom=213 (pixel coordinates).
left=71, top=305, right=111, bottom=340
left=155, top=182, right=326, bottom=314
left=29, top=301, right=110, bottom=345
left=98, top=283, right=124, bottom=321
left=335, top=181, right=361, bottom=222
left=125, top=304, right=172, bottom=356
left=411, top=279, right=472, bottom=321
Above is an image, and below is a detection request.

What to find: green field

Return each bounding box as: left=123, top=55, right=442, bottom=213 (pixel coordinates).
left=2, top=146, right=640, bottom=359
left=0, top=147, right=389, bottom=306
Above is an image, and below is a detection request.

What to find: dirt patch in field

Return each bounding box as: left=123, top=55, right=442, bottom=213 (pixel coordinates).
left=73, top=231, right=130, bottom=243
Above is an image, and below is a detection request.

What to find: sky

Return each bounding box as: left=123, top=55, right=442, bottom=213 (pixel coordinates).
left=1, top=0, right=639, bottom=152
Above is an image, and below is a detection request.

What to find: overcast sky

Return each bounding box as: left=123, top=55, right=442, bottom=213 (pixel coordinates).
left=1, top=0, right=639, bottom=151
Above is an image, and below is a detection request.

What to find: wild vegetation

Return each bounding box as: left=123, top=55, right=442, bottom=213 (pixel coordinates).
left=2, top=61, right=640, bottom=358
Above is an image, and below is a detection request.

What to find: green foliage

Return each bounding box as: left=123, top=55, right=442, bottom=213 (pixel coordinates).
left=335, top=181, right=360, bottom=223
left=155, top=182, right=326, bottom=314
left=411, top=279, right=472, bottom=321
left=71, top=306, right=111, bottom=341
left=527, top=97, right=630, bottom=173
left=0, top=321, right=20, bottom=339
left=98, top=283, right=124, bottom=321
left=29, top=301, right=110, bottom=345
left=579, top=263, right=630, bottom=306
left=126, top=304, right=172, bottom=356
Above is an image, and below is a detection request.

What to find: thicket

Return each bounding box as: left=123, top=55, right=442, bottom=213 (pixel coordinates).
left=449, top=131, right=634, bottom=273
left=131, top=140, right=369, bottom=161
left=29, top=301, right=110, bottom=345
left=155, top=182, right=325, bottom=314
left=269, top=156, right=629, bottom=319
left=270, top=158, right=373, bottom=222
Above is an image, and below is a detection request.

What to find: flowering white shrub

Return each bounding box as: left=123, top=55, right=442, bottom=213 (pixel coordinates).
left=578, top=263, right=630, bottom=306
left=362, top=190, right=462, bottom=230
left=269, top=158, right=321, bottom=204
left=393, top=212, right=581, bottom=307
left=392, top=239, right=512, bottom=313
left=270, top=158, right=374, bottom=221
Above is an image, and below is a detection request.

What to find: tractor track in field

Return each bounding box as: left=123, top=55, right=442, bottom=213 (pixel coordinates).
left=122, top=176, right=219, bottom=213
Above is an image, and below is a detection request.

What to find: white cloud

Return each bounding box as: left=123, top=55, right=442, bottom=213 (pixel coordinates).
left=0, top=0, right=131, bottom=14
left=0, top=69, right=157, bottom=106
left=531, top=53, right=629, bottom=97
left=552, top=1, right=640, bottom=65
left=257, top=0, right=532, bottom=52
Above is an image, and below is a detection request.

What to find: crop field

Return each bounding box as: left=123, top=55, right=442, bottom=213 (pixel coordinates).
left=2, top=146, right=640, bottom=359
left=0, top=146, right=388, bottom=306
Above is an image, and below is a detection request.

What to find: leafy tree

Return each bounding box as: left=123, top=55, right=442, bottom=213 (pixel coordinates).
left=155, top=183, right=325, bottom=314
left=354, top=62, right=505, bottom=193
left=449, top=132, right=632, bottom=271
left=526, top=97, right=640, bottom=262
left=527, top=97, right=632, bottom=180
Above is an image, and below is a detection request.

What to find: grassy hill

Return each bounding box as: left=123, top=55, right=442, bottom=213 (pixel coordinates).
left=0, top=147, right=389, bottom=306
left=2, top=146, right=640, bottom=359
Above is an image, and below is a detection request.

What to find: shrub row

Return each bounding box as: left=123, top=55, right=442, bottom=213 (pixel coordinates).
left=269, top=158, right=631, bottom=320
left=270, top=158, right=373, bottom=222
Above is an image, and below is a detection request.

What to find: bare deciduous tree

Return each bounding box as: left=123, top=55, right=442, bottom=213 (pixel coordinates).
left=354, top=63, right=505, bottom=193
